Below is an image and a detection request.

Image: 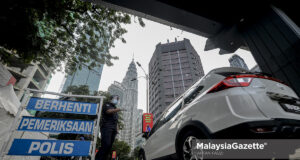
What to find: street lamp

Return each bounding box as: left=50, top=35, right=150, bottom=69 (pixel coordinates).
left=133, top=61, right=149, bottom=113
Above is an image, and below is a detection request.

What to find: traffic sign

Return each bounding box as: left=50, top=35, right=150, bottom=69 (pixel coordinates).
left=142, top=113, right=153, bottom=133
left=112, top=150, right=117, bottom=159
left=18, top=116, right=94, bottom=134
left=26, top=97, right=98, bottom=115
left=1, top=89, right=104, bottom=160
left=8, top=139, right=91, bottom=156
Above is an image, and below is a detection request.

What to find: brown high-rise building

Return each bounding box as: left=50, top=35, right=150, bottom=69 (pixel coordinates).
left=149, top=38, right=204, bottom=123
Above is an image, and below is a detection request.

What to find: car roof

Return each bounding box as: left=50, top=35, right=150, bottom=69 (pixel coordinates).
left=207, top=67, right=249, bottom=75
left=153, top=67, right=250, bottom=124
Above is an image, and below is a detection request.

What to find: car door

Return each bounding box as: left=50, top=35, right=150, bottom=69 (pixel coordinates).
left=153, top=85, right=205, bottom=158
left=149, top=97, right=183, bottom=159
left=143, top=117, right=165, bottom=159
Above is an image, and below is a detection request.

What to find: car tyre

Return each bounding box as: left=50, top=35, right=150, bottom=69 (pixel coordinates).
left=177, top=130, right=204, bottom=160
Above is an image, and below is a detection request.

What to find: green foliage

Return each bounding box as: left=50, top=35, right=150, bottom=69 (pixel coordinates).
left=96, top=139, right=134, bottom=160
left=109, top=139, right=133, bottom=160
left=133, top=146, right=141, bottom=159
left=117, top=111, right=124, bottom=130
left=63, top=85, right=91, bottom=102
left=93, top=90, right=112, bottom=104
left=0, top=0, right=144, bottom=74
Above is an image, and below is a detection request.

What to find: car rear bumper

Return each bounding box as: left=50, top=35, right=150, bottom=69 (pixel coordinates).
left=212, top=118, right=300, bottom=139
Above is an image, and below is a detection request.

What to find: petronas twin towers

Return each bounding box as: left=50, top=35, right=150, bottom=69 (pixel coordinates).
left=108, top=60, right=139, bottom=151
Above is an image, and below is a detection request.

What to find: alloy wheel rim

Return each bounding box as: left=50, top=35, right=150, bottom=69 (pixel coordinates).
left=182, top=136, right=203, bottom=160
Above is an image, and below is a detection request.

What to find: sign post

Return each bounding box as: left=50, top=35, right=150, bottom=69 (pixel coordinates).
left=142, top=113, right=153, bottom=133
left=112, top=150, right=117, bottom=160
left=17, top=116, right=95, bottom=134
left=91, top=97, right=103, bottom=159
left=0, top=88, right=104, bottom=160
left=0, top=89, right=30, bottom=159
left=8, top=139, right=91, bottom=156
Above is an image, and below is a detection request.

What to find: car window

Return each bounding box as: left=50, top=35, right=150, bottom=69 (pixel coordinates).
left=163, top=97, right=183, bottom=122
left=148, top=119, right=163, bottom=137
left=148, top=122, right=157, bottom=137
left=148, top=99, right=183, bottom=137
left=184, top=85, right=204, bottom=105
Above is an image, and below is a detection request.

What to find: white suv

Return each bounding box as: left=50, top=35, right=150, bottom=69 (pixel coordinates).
left=138, top=67, right=300, bottom=160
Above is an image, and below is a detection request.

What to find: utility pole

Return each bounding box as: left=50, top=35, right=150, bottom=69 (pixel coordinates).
left=136, top=61, right=149, bottom=113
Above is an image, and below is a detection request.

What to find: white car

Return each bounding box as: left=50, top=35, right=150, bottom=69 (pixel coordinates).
left=138, top=67, right=300, bottom=160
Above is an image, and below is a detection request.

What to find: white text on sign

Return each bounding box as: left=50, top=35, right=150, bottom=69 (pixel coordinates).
left=18, top=117, right=94, bottom=134
left=35, top=99, right=92, bottom=113
left=28, top=142, right=73, bottom=154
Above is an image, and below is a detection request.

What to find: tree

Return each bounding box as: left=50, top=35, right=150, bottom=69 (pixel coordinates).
left=133, top=146, right=141, bottom=159
left=0, top=0, right=144, bottom=74
left=64, top=85, right=91, bottom=102
left=109, top=139, right=133, bottom=160
left=96, top=139, right=133, bottom=160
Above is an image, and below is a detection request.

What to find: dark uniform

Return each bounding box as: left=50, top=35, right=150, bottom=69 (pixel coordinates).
left=95, top=102, right=118, bottom=160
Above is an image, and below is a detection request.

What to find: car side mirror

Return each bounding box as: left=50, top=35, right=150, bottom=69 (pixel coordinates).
left=142, top=132, right=149, bottom=139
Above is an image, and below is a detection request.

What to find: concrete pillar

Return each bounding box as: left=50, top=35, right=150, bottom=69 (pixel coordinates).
left=16, top=65, right=38, bottom=99
left=242, top=7, right=300, bottom=96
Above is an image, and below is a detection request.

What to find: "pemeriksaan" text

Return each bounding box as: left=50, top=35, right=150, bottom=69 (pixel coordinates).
left=18, top=117, right=94, bottom=134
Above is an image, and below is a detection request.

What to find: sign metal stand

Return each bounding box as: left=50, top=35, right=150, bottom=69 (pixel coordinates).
left=0, top=88, right=104, bottom=160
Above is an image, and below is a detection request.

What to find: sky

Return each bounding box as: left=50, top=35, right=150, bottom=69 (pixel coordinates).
left=45, top=17, right=258, bottom=112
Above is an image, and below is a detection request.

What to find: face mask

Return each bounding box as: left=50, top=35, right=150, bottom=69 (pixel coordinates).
left=111, top=99, right=118, bottom=105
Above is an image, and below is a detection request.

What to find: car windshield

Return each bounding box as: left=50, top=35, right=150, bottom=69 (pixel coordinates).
left=184, top=85, right=204, bottom=105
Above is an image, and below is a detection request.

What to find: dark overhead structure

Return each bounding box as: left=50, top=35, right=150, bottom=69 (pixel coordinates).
left=89, top=0, right=300, bottom=96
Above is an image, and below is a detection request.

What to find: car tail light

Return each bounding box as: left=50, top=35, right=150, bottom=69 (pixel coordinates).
left=208, top=74, right=285, bottom=93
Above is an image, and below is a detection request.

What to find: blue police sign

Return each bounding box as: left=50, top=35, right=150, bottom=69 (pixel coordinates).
left=26, top=97, right=98, bottom=115
left=8, top=139, right=91, bottom=156
left=18, top=116, right=94, bottom=134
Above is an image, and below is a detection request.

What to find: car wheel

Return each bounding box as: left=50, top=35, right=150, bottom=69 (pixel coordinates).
left=178, top=130, right=204, bottom=160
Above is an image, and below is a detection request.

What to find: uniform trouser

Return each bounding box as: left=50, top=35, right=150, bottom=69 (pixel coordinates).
left=95, top=127, right=117, bottom=160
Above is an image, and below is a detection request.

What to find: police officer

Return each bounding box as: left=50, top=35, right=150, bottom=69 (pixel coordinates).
left=95, top=95, right=123, bottom=160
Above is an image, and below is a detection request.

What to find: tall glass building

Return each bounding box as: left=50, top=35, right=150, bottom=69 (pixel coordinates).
left=229, top=54, right=249, bottom=70
left=108, top=60, right=138, bottom=152
left=61, top=64, right=103, bottom=93
left=61, top=32, right=106, bottom=93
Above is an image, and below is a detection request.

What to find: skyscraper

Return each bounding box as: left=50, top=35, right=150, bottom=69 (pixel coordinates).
left=108, top=81, right=125, bottom=108
left=135, top=109, right=143, bottom=136
left=250, top=65, right=262, bottom=72
left=61, top=64, right=103, bottom=93
left=61, top=32, right=106, bottom=93
left=149, top=38, right=204, bottom=123
left=229, top=54, right=249, bottom=70
left=134, top=109, right=145, bottom=149
left=108, top=60, right=138, bottom=151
